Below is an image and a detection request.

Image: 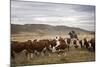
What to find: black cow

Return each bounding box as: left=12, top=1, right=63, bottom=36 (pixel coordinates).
left=89, top=38, right=95, bottom=51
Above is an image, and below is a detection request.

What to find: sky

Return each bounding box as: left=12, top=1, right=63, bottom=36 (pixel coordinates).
left=11, top=0, right=95, bottom=31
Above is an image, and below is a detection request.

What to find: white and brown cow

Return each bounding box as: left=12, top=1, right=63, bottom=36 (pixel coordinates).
left=79, top=38, right=91, bottom=49
left=50, top=37, right=70, bottom=55
left=88, top=38, right=95, bottom=51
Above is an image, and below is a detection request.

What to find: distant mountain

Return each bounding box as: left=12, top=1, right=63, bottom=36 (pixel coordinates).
left=11, top=24, right=92, bottom=35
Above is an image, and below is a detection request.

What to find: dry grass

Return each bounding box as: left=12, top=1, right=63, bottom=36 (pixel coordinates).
left=11, top=33, right=94, bottom=42
left=11, top=33, right=95, bottom=66
left=11, top=47, right=95, bottom=66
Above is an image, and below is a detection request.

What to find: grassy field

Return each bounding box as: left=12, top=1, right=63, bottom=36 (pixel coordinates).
left=11, top=33, right=95, bottom=66
left=11, top=33, right=94, bottom=42
left=11, top=47, right=95, bottom=66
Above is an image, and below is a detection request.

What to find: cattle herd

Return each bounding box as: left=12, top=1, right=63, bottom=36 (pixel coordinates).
left=11, top=36, right=95, bottom=60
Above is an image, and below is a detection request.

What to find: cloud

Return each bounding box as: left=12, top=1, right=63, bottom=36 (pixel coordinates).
left=11, top=0, right=95, bottom=31
left=74, top=5, right=95, bottom=13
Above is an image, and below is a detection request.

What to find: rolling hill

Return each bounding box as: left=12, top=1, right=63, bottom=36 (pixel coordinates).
left=11, top=24, right=92, bottom=35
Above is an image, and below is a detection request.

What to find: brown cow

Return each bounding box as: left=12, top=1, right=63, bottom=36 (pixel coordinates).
left=72, top=39, right=79, bottom=48
left=11, top=39, right=53, bottom=60
left=54, top=37, right=69, bottom=54
left=11, top=41, right=27, bottom=59
left=79, top=38, right=92, bottom=50
left=33, top=39, right=52, bottom=55
left=24, top=40, right=34, bottom=59
left=64, top=38, right=71, bottom=50
left=24, top=39, right=52, bottom=59
left=28, top=39, right=53, bottom=57
left=49, top=39, right=57, bottom=48
left=84, top=38, right=90, bottom=49
left=89, top=38, right=95, bottom=51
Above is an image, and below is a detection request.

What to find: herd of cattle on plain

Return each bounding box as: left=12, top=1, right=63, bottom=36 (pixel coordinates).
left=11, top=31, right=95, bottom=60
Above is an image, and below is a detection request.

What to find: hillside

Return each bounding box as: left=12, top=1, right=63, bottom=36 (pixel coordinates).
left=11, top=24, right=91, bottom=35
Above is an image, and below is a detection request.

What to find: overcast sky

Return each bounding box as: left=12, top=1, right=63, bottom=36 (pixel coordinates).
left=11, top=0, right=95, bottom=31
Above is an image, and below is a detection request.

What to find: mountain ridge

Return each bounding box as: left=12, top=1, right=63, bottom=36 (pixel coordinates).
left=11, top=24, right=92, bottom=35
